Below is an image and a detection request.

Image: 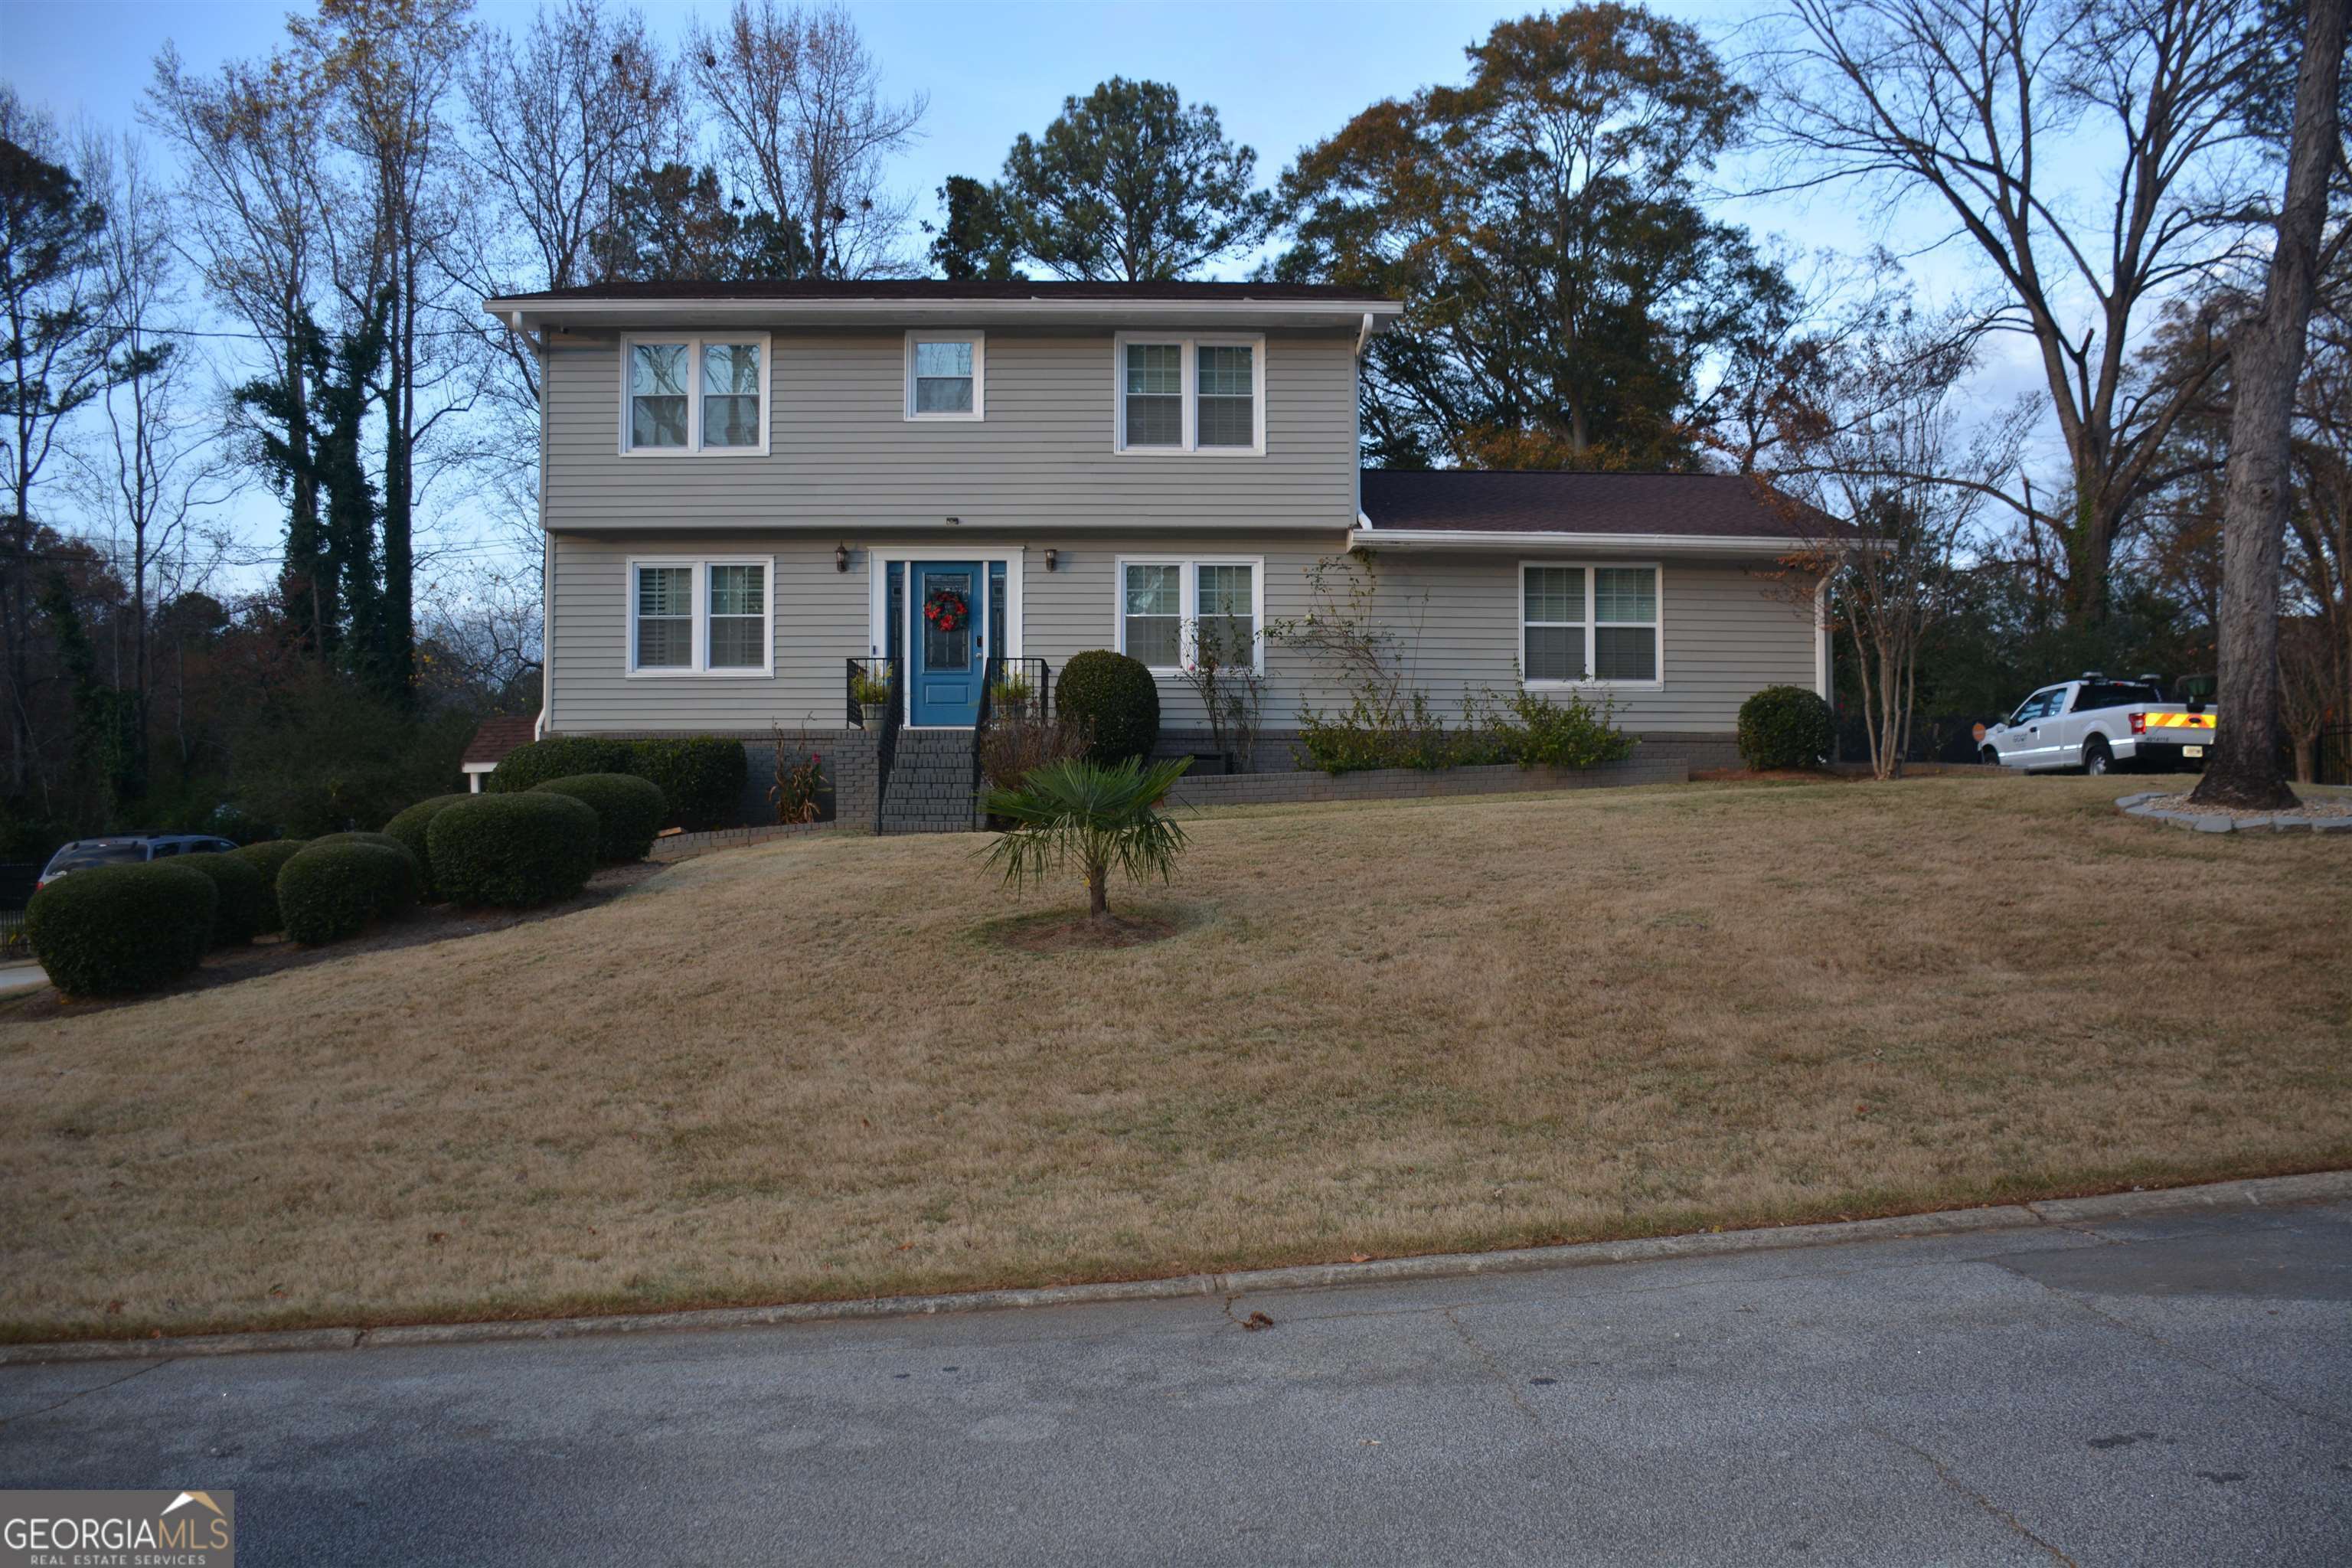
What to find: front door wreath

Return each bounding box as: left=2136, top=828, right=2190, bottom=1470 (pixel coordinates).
left=923, top=584, right=969, bottom=636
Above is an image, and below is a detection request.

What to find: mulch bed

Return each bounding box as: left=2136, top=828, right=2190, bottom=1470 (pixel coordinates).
left=0, top=861, right=667, bottom=1022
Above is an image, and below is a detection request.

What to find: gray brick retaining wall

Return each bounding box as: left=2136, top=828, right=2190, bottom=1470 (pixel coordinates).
left=1167, top=755, right=1686, bottom=808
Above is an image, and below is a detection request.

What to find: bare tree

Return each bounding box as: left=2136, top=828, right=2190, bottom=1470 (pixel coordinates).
left=1760, top=0, right=2278, bottom=621
left=1762, top=322, right=2027, bottom=777
left=2191, top=0, right=2347, bottom=808
left=689, top=0, right=926, bottom=279
left=66, top=128, right=230, bottom=782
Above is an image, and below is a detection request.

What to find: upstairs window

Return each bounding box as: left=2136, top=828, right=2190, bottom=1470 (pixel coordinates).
left=622, top=335, right=768, bottom=454
left=1521, top=564, right=1661, bottom=688
left=1115, top=334, right=1264, bottom=453
left=905, top=332, right=983, bottom=420
left=629, top=558, right=773, bottom=675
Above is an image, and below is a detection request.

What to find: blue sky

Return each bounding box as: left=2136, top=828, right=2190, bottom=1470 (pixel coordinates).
left=0, top=0, right=2014, bottom=581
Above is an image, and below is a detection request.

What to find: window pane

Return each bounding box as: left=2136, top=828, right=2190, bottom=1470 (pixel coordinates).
left=1523, top=567, right=1583, bottom=624
left=1595, top=567, right=1656, bottom=623
left=1125, top=343, right=1182, bottom=447
left=630, top=343, right=688, bottom=449
left=700, top=341, right=761, bottom=447
left=915, top=374, right=973, bottom=413
left=1526, top=626, right=1583, bottom=682
left=1594, top=626, right=1657, bottom=681
left=1197, top=345, right=1253, bottom=447
left=1124, top=564, right=1179, bottom=617
left=636, top=565, right=692, bottom=668
left=914, top=341, right=972, bottom=378
left=1125, top=616, right=1181, bottom=668
left=922, top=570, right=974, bottom=671
left=1196, top=564, right=1255, bottom=662
left=1196, top=564, right=1253, bottom=617
left=709, top=616, right=764, bottom=668
left=708, top=563, right=764, bottom=618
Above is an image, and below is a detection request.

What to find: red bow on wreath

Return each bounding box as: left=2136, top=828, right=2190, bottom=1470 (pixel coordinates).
left=923, top=586, right=967, bottom=635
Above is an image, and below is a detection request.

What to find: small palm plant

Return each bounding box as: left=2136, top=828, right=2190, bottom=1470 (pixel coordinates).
left=979, top=756, right=1193, bottom=925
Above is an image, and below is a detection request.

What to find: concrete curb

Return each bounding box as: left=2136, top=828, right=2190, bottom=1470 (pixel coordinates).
left=7, top=1170, right=2347, bottom=1367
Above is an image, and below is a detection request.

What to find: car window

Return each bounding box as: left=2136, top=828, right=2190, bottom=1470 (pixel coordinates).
left=2075, top=681, right=2160, bottom=711
left=186, top=840, right=227, bottom=855
left=2011, top=690, right=2060, bottom=724
left=150, top=841, right=179, bottom=858
left=44, top=843, right=144, bottom=875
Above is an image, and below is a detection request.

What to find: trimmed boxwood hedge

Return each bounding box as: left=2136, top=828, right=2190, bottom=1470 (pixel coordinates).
left=485, top=736, right=634, bottom=795
left=181, top=852, right=266, bottom=946
left=312, top=829, right=423, bottom=888
left=229, top=838, right=310, bottom=936
left=531, top=773, right=665, bottom=862
left=279, top=841, right=415, bottom=945
left=1736, top=684, right=1838, bottom=771
left=1056, top=649, right=1160, bottom=766
left=381, top=793, right=469, bottom=900
left=427, top=791, right=599, bottom=908
left=27, top=862, right=217, bottom=996
left=627, top=737, right=745, bottom=831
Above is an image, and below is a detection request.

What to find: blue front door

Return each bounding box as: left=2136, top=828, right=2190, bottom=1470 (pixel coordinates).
left=910, top=561, right=984, bottom=726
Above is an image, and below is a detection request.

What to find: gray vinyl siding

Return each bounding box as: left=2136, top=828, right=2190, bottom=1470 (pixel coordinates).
left=543, top=327, right=1357, bottom=532
left=547, top=532, right=1816, bottom=737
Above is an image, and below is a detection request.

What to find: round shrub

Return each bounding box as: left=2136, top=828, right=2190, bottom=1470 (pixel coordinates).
left=531, top=773, right=665, bottom=862
left=486, top=735, right=633, bottom=795
left=279, top=842, right=415, bottom=945
left=1737, top=685, right=1837, bottom=771
left=180, top=852, right=267, bottom=946
left=382, top=793, right=470, bottom=900
left=627, top=737, right=746, bottom=831
left=1056, top=650, right=1160, bottom=766
left=312, top=829, right=423, bottom=889
left=230, top=838, right=310, bottom=936
left=27, top=862, right=217, bottom=996
left=427, top=792, right=599, bottom=908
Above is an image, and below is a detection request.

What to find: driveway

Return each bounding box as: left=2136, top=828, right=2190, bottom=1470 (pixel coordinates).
left=3, top=1200, right=2347, bottom=1566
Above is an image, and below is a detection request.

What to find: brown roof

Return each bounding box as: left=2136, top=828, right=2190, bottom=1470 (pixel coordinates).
left=498, top=279, right=1393, bottom=305
left=1358, top=469, right=1833, bottom=538
left=462, top=714, right=538, bottom=767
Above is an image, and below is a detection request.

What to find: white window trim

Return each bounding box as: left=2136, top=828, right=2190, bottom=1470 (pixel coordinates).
left=1518, top=560, right=1665, bottom=691
left=618, top=332, right=772, bottom=456
left=626, top=556, right=776, bottom=678
left=1114, top=556, right=1267, bottom=675
left=1111, top=332, right=1266, bottom=456
left=903, top=329, right=985, bottom=422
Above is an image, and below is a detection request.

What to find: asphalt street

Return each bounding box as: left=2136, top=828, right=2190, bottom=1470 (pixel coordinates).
left=4, top=1200, right=2347, bottom=1566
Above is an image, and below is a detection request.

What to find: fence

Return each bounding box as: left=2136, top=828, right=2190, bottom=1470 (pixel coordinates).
left=0, top=862, right=37, bottom=957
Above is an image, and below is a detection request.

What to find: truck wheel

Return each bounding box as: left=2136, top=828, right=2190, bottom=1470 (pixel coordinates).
left=2083, top=737, right=2114, bottom=776
left=1980, top=746, right=2001, bottom=768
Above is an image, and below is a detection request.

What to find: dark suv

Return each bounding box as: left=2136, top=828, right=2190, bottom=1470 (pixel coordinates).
left=37, top=834, right=240, bottom=890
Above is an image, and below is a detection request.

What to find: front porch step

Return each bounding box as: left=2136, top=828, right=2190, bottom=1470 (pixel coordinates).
left=880, top=728, right=983, bottom=834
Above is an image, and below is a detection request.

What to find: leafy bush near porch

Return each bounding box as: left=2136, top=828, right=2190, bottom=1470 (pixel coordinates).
left=485, top=737, right=635, bottom=795
left=1738, top=686, right=1836, bottom=771
left=627, top=738, right=746, bottom=831
left=428, top=792, right=599, bottom=907
left=229, top=838, right=311, bottom=936
left=382, top=794, right=470, bottom=900
left=27, top=862, right=216, bottom=995
left=180, top=853, right=267, bottom=946
left=1295, top=688, right=1634, bottom=776
left=279, top=842, right=415, bottom=945
left=1056, top=651, right=1159, bottom=766
left=532, top=773, right=665, bottom=862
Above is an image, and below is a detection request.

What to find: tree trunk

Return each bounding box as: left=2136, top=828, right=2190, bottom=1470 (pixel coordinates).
left=2190, top=0, right=2345, bottom=811
left=1086, top=861, right=1109, bottom=923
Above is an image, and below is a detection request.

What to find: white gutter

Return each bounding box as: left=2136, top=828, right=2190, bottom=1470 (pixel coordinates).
left=485, top=296, right=1405, bottom=328
left=1355, top=311, right=1374, bottom=356
left=1345, top=528, right=1809, bottom=557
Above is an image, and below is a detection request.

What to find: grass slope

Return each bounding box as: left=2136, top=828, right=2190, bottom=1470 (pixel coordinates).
left=2, top=774, right=2346, bottom=1343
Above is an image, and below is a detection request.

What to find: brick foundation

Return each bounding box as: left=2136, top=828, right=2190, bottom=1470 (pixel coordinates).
left=1167, top=755, right=1687, bottom=808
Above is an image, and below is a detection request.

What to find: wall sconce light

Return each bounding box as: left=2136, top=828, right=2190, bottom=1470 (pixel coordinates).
left=833, top=543, right=849, bottom=573
left=944, top=514, right=962, bottom=526
left=1044, top=548, right=1059, bottom=573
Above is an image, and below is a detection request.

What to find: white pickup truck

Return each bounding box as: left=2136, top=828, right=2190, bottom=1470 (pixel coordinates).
left=1978, top=674, right=2216, bottom=776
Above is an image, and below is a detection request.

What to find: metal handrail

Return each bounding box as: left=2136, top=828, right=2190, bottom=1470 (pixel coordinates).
left=972, top=656, right=1052, bottom=808
left=874, top=658, right=906, bottom=832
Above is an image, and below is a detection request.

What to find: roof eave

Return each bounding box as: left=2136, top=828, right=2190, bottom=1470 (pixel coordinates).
left=1347, top=528, right=1815, bottom=557
left=485, top=295, right=1406, bottom=332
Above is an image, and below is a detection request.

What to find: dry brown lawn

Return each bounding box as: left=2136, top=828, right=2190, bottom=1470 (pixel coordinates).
left=3, top=773, right=2347, bottom=1344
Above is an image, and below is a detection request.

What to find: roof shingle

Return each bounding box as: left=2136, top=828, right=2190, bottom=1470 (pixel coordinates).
left=462, top=714, right=539, bottom=767
left=1358, top=469, right=1831, bottom=539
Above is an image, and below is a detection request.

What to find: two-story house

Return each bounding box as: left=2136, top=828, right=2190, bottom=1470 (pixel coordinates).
left=484, top=279, right=1828, bottom=829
